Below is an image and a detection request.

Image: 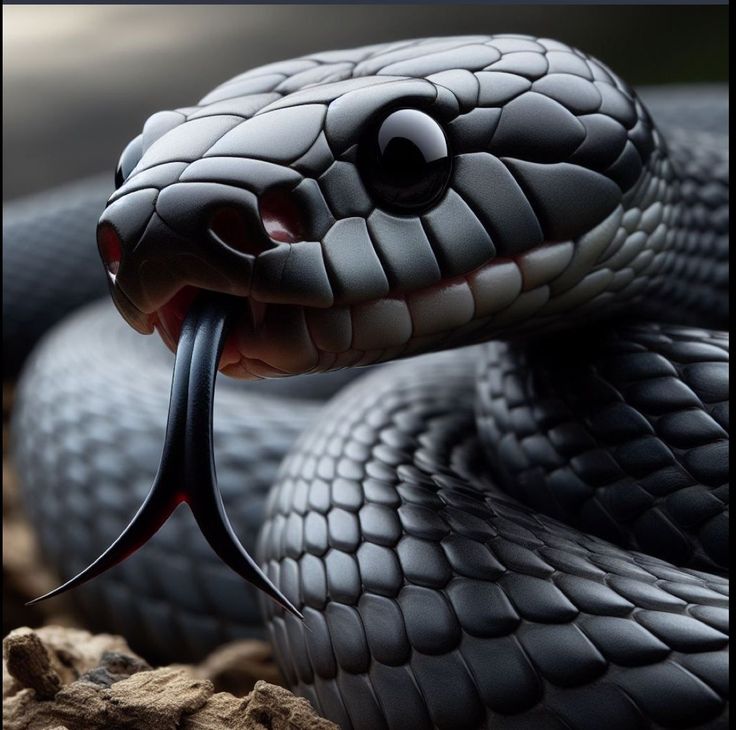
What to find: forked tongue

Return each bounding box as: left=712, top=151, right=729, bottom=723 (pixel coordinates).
left=28, top=292, right=302, bottom=619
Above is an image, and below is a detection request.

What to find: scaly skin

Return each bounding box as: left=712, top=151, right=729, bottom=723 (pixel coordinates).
left=9, top=35, right=729, bottom=728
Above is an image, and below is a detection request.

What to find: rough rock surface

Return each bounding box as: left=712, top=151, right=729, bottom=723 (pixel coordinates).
left=192, top=639, right=283, bottom=695
left=3, top=626, right=337, bottom=730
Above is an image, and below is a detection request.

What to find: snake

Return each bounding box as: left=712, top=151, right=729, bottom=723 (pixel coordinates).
left=7, top=35, right=729, bottom=729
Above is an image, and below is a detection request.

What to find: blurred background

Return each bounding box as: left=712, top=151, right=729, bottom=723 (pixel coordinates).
left=3, top=5, right=728, bottom=716
left=3, top=4, right=729, bottom=201
left=1, top=0, right=730, bottom=696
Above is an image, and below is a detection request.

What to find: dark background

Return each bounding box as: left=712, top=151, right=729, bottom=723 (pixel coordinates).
left=3, top=4, right=729, bottom=201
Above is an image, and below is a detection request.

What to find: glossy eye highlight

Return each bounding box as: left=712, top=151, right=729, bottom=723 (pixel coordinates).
left=359, top=109, right=451, bottom=213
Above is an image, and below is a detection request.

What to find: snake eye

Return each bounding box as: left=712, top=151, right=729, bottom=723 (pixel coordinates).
left=115, top=134, right=144, bottom=189
left=359, top=109, right=451, bottom=213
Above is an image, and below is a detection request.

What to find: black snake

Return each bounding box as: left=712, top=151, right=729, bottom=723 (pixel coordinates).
left=7, top=35, right=729, bottom=729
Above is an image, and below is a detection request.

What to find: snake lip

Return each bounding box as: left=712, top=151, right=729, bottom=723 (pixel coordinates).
left=154, top=285, right=262, bottom=370
left=154, top=286, right=197, bottom=349
left=107, top=281, right=157, bottom=335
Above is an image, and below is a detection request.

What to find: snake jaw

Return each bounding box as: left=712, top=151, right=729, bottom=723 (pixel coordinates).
left=108, top=281, right=157, bottom=335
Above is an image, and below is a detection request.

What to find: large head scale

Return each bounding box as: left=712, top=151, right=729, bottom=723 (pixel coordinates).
left=98, top=34, right=666, bottom=379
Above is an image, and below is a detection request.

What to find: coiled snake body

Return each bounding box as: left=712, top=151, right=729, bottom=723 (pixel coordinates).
left=8, top=36, right=729, bottom=729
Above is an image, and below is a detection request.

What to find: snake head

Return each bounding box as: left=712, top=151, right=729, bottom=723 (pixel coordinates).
left=38, top=34, right=675, bottom=615
left=98, top=35, right=665, bottom=379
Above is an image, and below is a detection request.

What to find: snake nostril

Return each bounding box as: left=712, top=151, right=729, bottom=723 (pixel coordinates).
left=259, top=188, right=305, bottom=244
left=98, top=225, right=122, bottom=279
left=209, top=206, right=273, bottom=257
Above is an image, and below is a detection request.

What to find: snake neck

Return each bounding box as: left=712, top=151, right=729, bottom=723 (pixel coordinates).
left=640, top=129, right=729, bottom=329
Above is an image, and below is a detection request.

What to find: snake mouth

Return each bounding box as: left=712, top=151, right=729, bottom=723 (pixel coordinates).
left=155, top=286, right=266, bottom=370
left=149, top=246, right=554, bottom=378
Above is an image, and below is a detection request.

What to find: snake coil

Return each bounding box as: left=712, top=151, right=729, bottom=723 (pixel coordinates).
left=8, top=35, right=729, bottom=729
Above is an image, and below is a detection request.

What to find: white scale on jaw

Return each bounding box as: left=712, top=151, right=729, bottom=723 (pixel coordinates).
left=147, top=193, right=652, bottom=381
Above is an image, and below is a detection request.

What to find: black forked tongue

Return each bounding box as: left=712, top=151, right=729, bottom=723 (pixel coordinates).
left=28, top=292, right=302, bottom=620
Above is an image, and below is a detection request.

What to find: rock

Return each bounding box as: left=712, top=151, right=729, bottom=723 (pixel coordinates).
left=3, top=629, right=61, bottom=699
left=193, top=640, right=283, bottom=695
left=231, top=681, right=338, bottom=730
left=3, top=625, right=146, bottom=702
left=78, top=650, right=150, bottom=688
left=3, top=666, right=213, bottom=730
left=183, top=681, right=339, bottom=730
left=3, top=626, right=337, bottom=730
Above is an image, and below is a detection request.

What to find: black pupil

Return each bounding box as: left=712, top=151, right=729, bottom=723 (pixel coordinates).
left=361, top=109, right=451, bottom=213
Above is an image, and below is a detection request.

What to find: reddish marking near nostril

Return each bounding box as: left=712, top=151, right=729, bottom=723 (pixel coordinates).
left=98, top=226, right=122, bottom=277
left=259, top=188, right=304, bottom=243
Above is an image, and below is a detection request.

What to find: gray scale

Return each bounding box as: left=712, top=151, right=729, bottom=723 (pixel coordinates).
left=4, top=34, right=729, bottom=730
